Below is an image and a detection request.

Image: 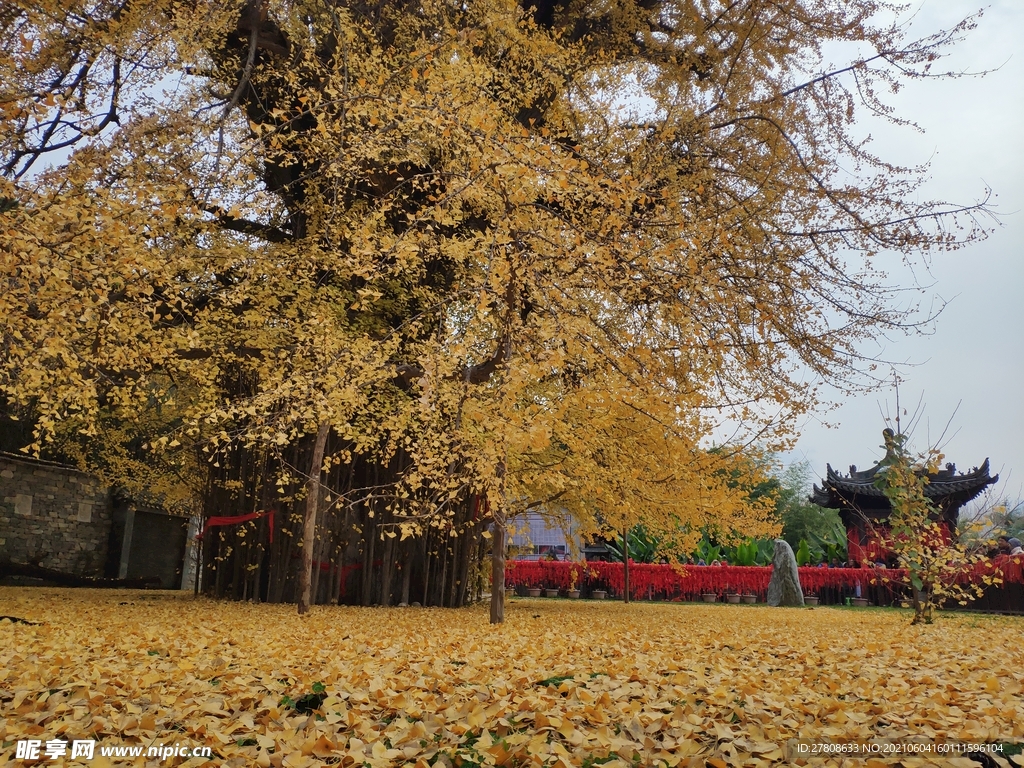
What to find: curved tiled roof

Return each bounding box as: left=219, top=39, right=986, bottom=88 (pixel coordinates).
left=811, top=458, right=998, bottom=509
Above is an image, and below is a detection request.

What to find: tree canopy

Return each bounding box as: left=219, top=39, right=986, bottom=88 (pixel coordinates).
left=0, top=0, right=992, bottom=619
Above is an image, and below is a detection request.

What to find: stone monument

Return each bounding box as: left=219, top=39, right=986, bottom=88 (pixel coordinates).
left=767, top=539, right=804, bottom=607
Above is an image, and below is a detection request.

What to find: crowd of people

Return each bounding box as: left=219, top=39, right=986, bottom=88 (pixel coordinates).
left=997, top=535, right=1024, bottom=556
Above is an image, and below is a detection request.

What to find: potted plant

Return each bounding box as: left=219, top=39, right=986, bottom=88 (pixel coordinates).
left=592, top=589, right=607, bottom=599
left=804, top=593, right=819, bottom=605
left=701, top=593, right=718, bottom=603
left=726, top=593, right=741, bottom=603
left=851, top=597, right=870, bottom=607
left=741, top=594, right=757, bottom=604
left=528, top=587, right=542, bottom=597
left=544, top=587, right=560, bottom=597
left=567, top=566, right=581, bottom=599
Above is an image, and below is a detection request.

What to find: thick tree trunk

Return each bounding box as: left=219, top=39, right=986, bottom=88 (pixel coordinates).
left=381, top=529, right=395, bottom=607
left=489, top=509, right=506, bottom=624
left=361, top=511, right=376, bottom=605
left=194, top=535, right=202, bottom=597
left=454, top=518, right=474, bottom=607
left=421, top=536, right=431, bottom=606
left=911, top=583, right=933, bottom=625
left=438, top=535, right=450, bottom=606
left=195, top=431, right=480, bottom=610
left=489, top=459, right=509, bottom=623
left=623, top=528, right=630, bottom=604
left=400, top=542, right=412, bottom=605
left=310, top=525, right=325, bottom=604
left=298, top=422, right=330, bottom=615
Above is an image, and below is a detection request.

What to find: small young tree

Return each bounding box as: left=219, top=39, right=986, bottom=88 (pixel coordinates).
left=874, top=429, right=999, bottom=624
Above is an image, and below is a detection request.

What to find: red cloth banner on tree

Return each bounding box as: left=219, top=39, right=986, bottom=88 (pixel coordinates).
left=199, top=510, right=275, bottom=543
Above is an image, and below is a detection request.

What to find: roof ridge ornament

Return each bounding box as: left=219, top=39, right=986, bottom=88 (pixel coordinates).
left=810, top=442, right=998, bottom=525
left=882, top=427, right=898, bottom=463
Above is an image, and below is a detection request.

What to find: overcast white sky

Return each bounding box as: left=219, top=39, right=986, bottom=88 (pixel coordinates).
left=785, top=0, right=1024, bottom=507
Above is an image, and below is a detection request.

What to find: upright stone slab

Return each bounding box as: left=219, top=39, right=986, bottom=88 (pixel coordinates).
left=767, top=539, right=805, bottom=607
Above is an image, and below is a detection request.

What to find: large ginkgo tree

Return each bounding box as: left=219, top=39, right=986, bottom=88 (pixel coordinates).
left=0, top=0, right=991, bottom=620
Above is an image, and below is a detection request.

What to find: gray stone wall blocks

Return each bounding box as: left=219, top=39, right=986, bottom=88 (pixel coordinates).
left=0, top=456, right=112, bottom=576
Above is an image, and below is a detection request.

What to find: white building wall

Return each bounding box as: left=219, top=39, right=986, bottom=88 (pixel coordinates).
left=509, top=511, right=580, bottom=557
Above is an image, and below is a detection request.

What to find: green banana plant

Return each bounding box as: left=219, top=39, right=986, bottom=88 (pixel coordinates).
left=755, top=539, right=775, bottom=565
left=692, top=538, right=723, bottom=564
left=806, top=529, right=847, bottom=565
left=605, top=525, right=662, bottom=563
left=796, top=538, right=816, bottom=566
left=729, top=539, right=759, bottom=566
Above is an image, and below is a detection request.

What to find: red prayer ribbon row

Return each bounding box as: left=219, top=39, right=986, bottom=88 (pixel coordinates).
left=504, top=557, right=1022, bottom=599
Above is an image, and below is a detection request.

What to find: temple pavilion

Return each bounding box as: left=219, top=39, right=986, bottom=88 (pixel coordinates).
left=810, top=430, right=998, bottom=563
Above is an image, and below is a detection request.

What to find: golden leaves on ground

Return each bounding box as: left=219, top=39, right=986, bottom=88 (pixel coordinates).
left=1, top=589, right=1022, bottom=767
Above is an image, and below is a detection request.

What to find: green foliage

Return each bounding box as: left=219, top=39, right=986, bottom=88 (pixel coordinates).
left=791, top=532, right=847, bottom=567
left=536, top=675, right=576, bottom=688
left=605, top=526, right=662, bottom=564
left=755, top=539, right=775, bottom=565
left=781, top=506, right=846, bottom=553
left=1000, top=742, right=1023, bottom=758
left=873, top=428, right=993, bottom=625
left=293, top=690, right=328, bottom=715
left=805, top=530, right=847, bottom=565
left=692, top=538, right=723, bottom=565
left=711, top=451, right=781, bottom=506
left=731, top=540, right=759, bottom=566
left=281, top=683, right=328, bottom=714
left=988, top=499, right=1024, bottom=541
left=772, top=460, right=846, bottom=557
left=724, top=539, right=773, bottom=566
left=795, top=539, right=813, bottom=567
left=536, top=672, right=606, bottom=688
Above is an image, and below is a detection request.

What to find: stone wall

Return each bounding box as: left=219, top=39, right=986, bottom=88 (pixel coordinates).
left=0, top=453, right=112, bottom=576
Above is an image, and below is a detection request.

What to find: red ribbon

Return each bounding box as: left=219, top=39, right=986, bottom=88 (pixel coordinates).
left=504, top=558, right=1023, bottom=598
left=199, top=510, right=275, bottom=543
